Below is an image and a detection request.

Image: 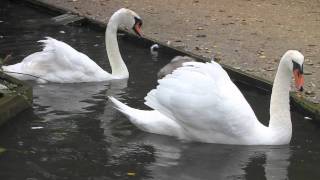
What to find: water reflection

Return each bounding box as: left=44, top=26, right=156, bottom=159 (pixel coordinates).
left=120, top=134, right=291, bottom=180
left=32, top=80, right=127, bottom=119
left=28, top=80, right=128, bottom=146
left=150, top=44, right=159, bottom=61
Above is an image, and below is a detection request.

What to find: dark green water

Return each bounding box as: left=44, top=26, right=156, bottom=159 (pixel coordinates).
left=0, top=1, right=320, bottom=179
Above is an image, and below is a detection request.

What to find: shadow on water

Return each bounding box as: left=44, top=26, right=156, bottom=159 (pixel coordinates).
left=0, top=0, right=320, bottom=179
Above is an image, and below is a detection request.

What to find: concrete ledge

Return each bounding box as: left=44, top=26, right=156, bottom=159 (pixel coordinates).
left=22, top=0, right=320, bottom=121
left=0, top=72, right=33, bottom=126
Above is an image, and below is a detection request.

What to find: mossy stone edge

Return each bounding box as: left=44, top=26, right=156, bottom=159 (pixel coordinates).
left=0, top=72, right=33, bottom=126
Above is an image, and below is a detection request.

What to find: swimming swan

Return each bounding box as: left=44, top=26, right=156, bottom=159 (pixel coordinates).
left=3, top=8, right=142, bottom=83
left=109, top=50, right=304, bottom=145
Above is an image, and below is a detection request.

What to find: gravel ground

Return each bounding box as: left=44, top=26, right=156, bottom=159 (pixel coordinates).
left=37, top=0, right=320, bottom=104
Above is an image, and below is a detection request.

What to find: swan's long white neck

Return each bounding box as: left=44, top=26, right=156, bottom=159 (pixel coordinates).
left=105, top=13, right=129, bottom=79
left=268, top=55, right=292, bottom=142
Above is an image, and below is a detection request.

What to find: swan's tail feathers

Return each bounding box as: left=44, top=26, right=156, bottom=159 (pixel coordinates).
left=108, top=96, right=152, bottom=126
left=38, top=37, right=58, bottom=52
left=2, top=63, right=20, bottom=72
left=108, top=96, right=151, bottom=131
left=2, top=63, right=30, bottom=80
left=108, top=96, right=134, bottom=117
left=108, top=96, right=183, bottom=137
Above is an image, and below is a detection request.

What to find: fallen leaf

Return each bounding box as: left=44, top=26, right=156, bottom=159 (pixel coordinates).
left=127, top=172, right=136, bottom=176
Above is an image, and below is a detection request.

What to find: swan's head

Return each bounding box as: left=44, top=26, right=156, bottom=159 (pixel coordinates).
left=284, top=50, right=304, bottom=91
left=112, top=8, right=143, bottom=37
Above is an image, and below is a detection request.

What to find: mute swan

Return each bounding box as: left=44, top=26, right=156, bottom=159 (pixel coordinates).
left=109, top=50, right=304, bottom=145
left=157, top=56, right=195, bottom=78
left=3, top=8, right=143, bottom=83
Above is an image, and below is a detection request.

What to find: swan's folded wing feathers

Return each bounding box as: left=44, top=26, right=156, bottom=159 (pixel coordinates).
left=37, top=37, right=106, bottom=78
left=38, top=37, right=86, bottom=68
left=4, top=37, right=102, bottom=82
left=145, top=61, right=259, bottom=142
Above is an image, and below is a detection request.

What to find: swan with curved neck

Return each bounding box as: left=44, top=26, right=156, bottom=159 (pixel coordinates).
left=3, top=8, right=142, bottom=83
left=109, top=50, right=304, bottom=145
left=265, top=50, right=304, bottom=144
left=106, top=8, right=142, bottom=79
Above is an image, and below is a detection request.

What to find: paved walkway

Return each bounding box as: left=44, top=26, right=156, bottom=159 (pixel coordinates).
left=39, top=0, right=320, bottom=104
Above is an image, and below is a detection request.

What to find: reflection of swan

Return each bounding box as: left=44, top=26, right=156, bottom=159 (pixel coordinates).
left=3, top=8, right=142, bottom=83
left=34, top=82, right=108, bottom=119
left=105, top=133, right=291, bottom=180
left=264, top=148, right=291, bottom=180
left=34, top=79, right=127, bottom=120
left=31, top=79, right=128, bottom=146
left=152, top=144, right=290, bottom=180
left=157, top=56, right=195, bottom=79
left=110, top=50, right=305, bottom=145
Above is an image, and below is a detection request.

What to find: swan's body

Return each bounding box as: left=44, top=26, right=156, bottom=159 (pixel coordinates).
left=3, top=8, right=142, bottom=83
left=110, top=50, right=304, bottom=145
left=157, top=56, right=195, bottom=79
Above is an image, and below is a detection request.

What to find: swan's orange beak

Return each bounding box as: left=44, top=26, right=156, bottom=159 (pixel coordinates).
left=293, top=69, right=304, bottom=92
left=133, top=23, right=143, bottom=37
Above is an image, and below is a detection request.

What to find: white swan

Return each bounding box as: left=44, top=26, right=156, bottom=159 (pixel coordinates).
left=3, top=8, right=143, bottom=83
left=109, top=50, right=305, bottom=145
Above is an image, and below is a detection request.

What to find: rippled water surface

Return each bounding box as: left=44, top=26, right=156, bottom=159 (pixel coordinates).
left=1, top=1, right=320, bottom=180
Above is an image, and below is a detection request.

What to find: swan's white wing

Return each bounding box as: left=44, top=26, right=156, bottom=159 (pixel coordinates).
left=145, top=61, right=261, bottom=144
left=38, top=37, right=105, bottom=73
left=4, top=37, right=109, bottom=83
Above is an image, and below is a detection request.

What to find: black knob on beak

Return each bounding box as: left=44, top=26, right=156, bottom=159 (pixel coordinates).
left=299, top=86, right=304, bottom=92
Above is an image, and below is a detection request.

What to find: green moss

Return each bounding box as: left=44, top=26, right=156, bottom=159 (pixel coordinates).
left=0, top=72, right=33, bottom=126
left=291, top=93, right=320, bottom=120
